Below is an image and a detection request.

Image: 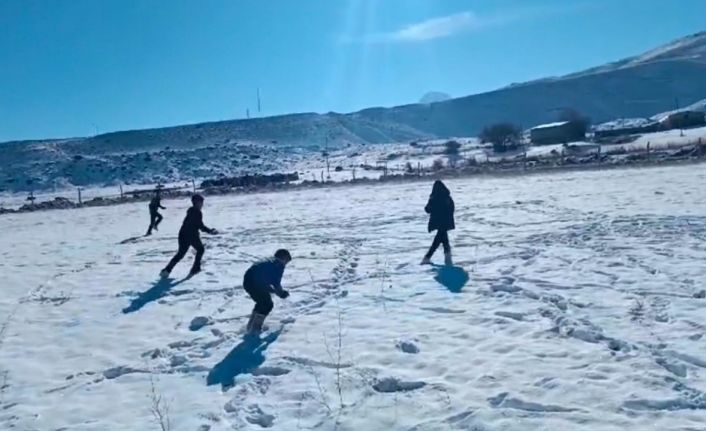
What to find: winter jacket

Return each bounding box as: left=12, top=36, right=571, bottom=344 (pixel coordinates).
left=149, top=197, right=165, bottom=213
left=179, top=207, right=212, bottom=238
left=425, top=182, right=455, bottom=232
left=244, top=258, right=286, bottom=296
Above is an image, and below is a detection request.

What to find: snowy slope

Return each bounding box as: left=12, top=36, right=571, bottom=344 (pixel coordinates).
left=4, top=31, right=706, bottom=193
left=3, top=165, right=706, bottom=430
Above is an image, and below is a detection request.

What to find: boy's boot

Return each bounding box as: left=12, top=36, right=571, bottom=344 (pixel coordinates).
left=246, top=312, right=267, bottom=334
left=444, top=251, right=453, bottom=266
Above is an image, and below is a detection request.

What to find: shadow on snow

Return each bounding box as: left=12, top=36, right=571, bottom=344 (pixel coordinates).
left=122, top=276, right=190, bottom=314
left=432, top=264, right=469, bottom=293
left=207, top=330, right=282, bottom=390
left=118, top=235, right=146, bottom=245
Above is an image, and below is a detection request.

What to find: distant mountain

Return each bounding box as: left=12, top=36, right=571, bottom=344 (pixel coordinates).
left=3, top=31, right=706, bottom=191
left=420, top=92, right=452, bottom=104
left=565, top=31, right=706, bottom=79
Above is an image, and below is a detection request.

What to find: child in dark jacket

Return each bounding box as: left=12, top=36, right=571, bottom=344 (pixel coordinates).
left=243, top=249, right=292, bottom=334
left=146, top=191, right=166, bottom=236
left=421, top=180, right=455, bottom=265
left=160, top=194, right=218, bottom=278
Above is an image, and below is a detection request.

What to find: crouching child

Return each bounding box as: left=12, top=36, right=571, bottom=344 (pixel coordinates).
left=243, top=249, right=292, bottom=334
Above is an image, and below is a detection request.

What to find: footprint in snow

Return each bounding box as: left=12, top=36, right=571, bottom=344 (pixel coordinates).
left=189, top=316, right=213, bottom=331
left=396, top=340, right=420, bottom=354
left=421, top=306, right=465, bottom=314
left=373, top=377, right=426, bottom=393
left=245, top=404, right=275, bottom=428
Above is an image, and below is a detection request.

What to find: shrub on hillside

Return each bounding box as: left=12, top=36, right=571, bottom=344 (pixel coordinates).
left=480, top=123, right=522, bottom=153
left=444, top=140, right=461, bottom=155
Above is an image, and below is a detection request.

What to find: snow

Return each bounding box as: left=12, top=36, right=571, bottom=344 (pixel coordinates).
left=614, top=126, right=706, bottom=152
left=3, top=164, right=706, bottom=430
left=627, top=31, right=706, bottom=66
left=594, top=118, right=657, bottom=132
left=530, top=121, right=570, bottom=130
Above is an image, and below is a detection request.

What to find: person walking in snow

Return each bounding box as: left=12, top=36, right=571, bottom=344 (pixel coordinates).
left=160, top=194, right=218, bottom=278
left=421, top=180, right=455, bottom=265
left=145, top=191, right=166, bottom=236
left=242, top=249, right=292, bottom=334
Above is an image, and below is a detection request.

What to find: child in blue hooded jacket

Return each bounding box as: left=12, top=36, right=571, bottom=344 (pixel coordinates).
left=243, top=249, right=292, bottom=333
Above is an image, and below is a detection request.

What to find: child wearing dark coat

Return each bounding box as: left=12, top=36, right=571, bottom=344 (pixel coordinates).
left=421, top=180, right=455, bottom=265
left=243, top=249, right=292, bottom=334
left=146, top=192, right=166, bottom=236
left=160, top=194, right=218, bottom=277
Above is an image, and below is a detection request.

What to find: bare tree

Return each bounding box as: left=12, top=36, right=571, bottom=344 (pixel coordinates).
left=480, top=123, right=522, bottom=153
left=443, top=140, right=461, bottom=155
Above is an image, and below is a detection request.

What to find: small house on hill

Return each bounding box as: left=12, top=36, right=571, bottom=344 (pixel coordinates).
left=654, top=110, right=706, bottom=130
left=594, top=118, right=660, bottom=139
left=530, top=121, right=585, bottom=146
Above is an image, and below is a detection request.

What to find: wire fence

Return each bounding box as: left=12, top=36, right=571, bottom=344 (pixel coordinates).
left=2, top=136, right=705, bottom=214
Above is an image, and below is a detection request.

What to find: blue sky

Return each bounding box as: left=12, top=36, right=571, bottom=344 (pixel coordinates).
left=1, top=0, right=705, bottom=142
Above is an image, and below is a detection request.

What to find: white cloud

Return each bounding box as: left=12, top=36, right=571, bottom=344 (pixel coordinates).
left=349, top=3, right=593, bottom=45
left=390, top=11, right=479, bottom=43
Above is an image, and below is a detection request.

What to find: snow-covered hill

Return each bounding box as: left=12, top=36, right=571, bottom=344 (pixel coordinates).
left=2, top=165, right=706, bottom=430
left=568, top=31, right=706, bottom=78
left=3, top=31, right=706, bottom=193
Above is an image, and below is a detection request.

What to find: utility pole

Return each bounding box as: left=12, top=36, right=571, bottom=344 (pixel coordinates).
left=257, top=88, right=261, bottom=115
left=675, top=97, right=685, bottom=137
left=325, top=135, right=331, bottom=179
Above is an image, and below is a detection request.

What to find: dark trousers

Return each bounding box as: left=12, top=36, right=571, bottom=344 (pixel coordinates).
left=244, top=280, right=274, bottom=316
left=164, top=234, right=204, bottom=273
left=425, top=230, right=451, bottom=258
left=147, top=211, right=163, bottom=234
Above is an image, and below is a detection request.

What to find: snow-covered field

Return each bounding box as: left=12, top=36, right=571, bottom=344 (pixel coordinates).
left=2, top=164, right=706, bottom=430
left=623, top=126, right=706, bottom=151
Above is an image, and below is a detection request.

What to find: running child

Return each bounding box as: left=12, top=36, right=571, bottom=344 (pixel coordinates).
left=160, top=194, right=218, bottom=278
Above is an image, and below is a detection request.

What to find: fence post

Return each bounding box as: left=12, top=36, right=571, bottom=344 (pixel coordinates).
left=77, top=187, right=83, bottom=205
left=119, top=184, right=124, bottom=199
left=191, top=179, right=196, bottom=194
left=646, top=141, right=651, bottom=160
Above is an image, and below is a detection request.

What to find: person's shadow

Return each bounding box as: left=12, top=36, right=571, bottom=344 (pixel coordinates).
left=118, top=235, right=144, bottom=245
left=432, top=264, right=469, bottom=293
left=207, top=330, right=282, bottom=390
left=122, top=276, right=190, bottom=314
